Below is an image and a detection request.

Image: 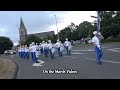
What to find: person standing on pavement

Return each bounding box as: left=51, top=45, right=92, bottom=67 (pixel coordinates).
left=92, top=31, right=104, bottom=65
left=48, top=40, right=54, bottom=59
left=64, top=38, right=72, bottom=55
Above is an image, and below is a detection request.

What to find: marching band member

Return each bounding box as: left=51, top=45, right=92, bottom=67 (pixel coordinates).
left=64, top=38, right=72, bottom=55
left=24, top=45, right=29, bottom=59
left=48, top=40, right=54, bottom=59
left=29, top=42, right=41, bottom=66
left=43, top=41, right=49, bottom=58
left=55, top=39, right=62, bottom=57
left=21, top=45, right=25, bottom=59
left=92, top=31, right=103, bottom=65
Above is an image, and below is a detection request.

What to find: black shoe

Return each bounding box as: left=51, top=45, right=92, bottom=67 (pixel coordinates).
left=98, top=62, right=102, bottom=65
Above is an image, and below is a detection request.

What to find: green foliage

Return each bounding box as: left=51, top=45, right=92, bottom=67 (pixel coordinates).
left=24, top=35, right=42, bottom=46
left=0, top=36, right=13, bottom=54
left=101, top=38, right=120, bottom=43
left=100, top=11, right=120, bottom=39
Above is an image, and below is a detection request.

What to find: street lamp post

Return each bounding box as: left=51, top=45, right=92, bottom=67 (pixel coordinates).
left=91, top=11, right=101, bottom=33
left=97, top=11, right=100, bottom=33
left=54, top=15, right=59, bottom=40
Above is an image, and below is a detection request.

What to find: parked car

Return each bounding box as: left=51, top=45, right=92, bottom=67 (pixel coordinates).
left=84, top=38, right=92, bottom=44
left=4, top=50, right=17, bottom=55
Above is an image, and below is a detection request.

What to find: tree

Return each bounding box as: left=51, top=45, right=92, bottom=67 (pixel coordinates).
left=76, top=21, right=95, bottom=39
left=100, top=11, right=120, bottom=38
left=24, top=35, right=42, bottom=46
left=0, top=36, right=13, bottom=54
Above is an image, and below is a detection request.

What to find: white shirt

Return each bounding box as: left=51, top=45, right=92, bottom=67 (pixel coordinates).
left=35, top=45, right=39, bottom=50
left=92, top=36, right=100, bottom=48
left=25, top=47, right=29, bottom=52
left=48, top=43, right=53, bottom=49
left=21, top=48, right=25, bottom=52
left=18, top=47, right=21, bottom=52
left=43, top=43, right=49, bottom=50
left=30, top=45, right=37, bottom=52
left=55, top=42, right=61, bottom=48
left=64, top=41, right=71, bottom=47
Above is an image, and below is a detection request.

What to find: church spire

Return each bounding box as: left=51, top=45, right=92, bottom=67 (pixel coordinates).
left=20, top=17, right=26, bottom=30
left=19, top=17, right=27, bottom=45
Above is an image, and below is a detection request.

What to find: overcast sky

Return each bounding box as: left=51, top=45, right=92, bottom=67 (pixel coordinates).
left=0, top=11, right=97, bottom=45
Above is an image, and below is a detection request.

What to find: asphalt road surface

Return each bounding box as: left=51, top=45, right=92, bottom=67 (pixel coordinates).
left=0, top=43, right=120, bottom=79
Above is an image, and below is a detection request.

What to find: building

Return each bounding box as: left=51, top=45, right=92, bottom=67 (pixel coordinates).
left=19, top=18, right=55, bottom=45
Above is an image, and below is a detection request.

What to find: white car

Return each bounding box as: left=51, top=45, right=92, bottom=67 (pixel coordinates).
left=4, top=50, right=16, bottom=55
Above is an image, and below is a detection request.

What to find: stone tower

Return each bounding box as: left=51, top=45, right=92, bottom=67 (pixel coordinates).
left=19, top=17, right=27, bottom=45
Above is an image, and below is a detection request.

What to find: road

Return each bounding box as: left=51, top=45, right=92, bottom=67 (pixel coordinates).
left=0, top=43, right=120, bottom=79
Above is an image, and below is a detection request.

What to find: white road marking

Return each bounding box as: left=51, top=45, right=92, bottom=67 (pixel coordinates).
left=62, top=52, right=84, bottom=54
left=85, top=58, right=120, bottom=64
left=72, top=50, right=95, bottom=51
left=113, top=48, right=120, bottom=49
left=108, top=49, right=120, bottom=52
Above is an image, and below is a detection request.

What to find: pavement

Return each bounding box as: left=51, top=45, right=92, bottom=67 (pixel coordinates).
left=0, top=43, right=120, bottom=79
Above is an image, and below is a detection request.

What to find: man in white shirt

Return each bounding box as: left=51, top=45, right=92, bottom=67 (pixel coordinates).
left=24, top=45, right=29, bottom=59
left=64, top=38, right=72, bottom=55
left=40, top=41, right=45, bottom=54
left=21, top=45, right=25, bottom=59
left=55, top=39, right=62, bottom=57
left=29, top=42, right=42, bottom=66
left=35, top=43, right=39, bottom=51
left=43, top=42, right=49, bottom=58
left=48, top=40, right=54, bottom=59
left=92, top=31, right=103, bottom=65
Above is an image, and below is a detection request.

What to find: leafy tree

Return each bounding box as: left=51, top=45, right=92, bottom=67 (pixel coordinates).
left=24, top=35, right=42, bottom=46
left=0, top=36, right=13, bottom=54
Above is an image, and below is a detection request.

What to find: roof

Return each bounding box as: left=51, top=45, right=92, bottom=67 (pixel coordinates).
left=27, top=31, right=55, bottom=38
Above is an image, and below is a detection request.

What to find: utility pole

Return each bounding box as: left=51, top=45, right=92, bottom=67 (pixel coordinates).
left=54, top=15, right=59, bottom=40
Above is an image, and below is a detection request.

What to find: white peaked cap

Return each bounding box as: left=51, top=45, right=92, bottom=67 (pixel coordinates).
left=57, top=39, right=59, bottom=41
left=32, top=42, right=35, bottom=44
left=48, top=40, right=51, bottom=42
left=66, top=38, right=68, bottom=40
left=93, top=31, right=97, bottom=35
left=42, top=41, right=45, bottom=43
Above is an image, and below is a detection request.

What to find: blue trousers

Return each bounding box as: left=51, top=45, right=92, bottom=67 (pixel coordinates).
left=24, top=52, right=29, bottom=59
left=21, top=51, right=25, bottom=58
left=19, top=52, right=21, bottom=57
left=66, top=46, right=71, bottom=55
left=58, top=47, right=62, bottom=56
left=40, top=48, right=44, bottom=54
left=95, top=46, right=103, bottom=63
left=44, top=49, right=48, bottom=57
left=49, top=49, right=54, bottom=59
left=31, top=52, right=38, bottom=63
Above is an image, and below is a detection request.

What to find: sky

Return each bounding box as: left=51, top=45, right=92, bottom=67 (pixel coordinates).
left=0, top=11, right=97, bottom=46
